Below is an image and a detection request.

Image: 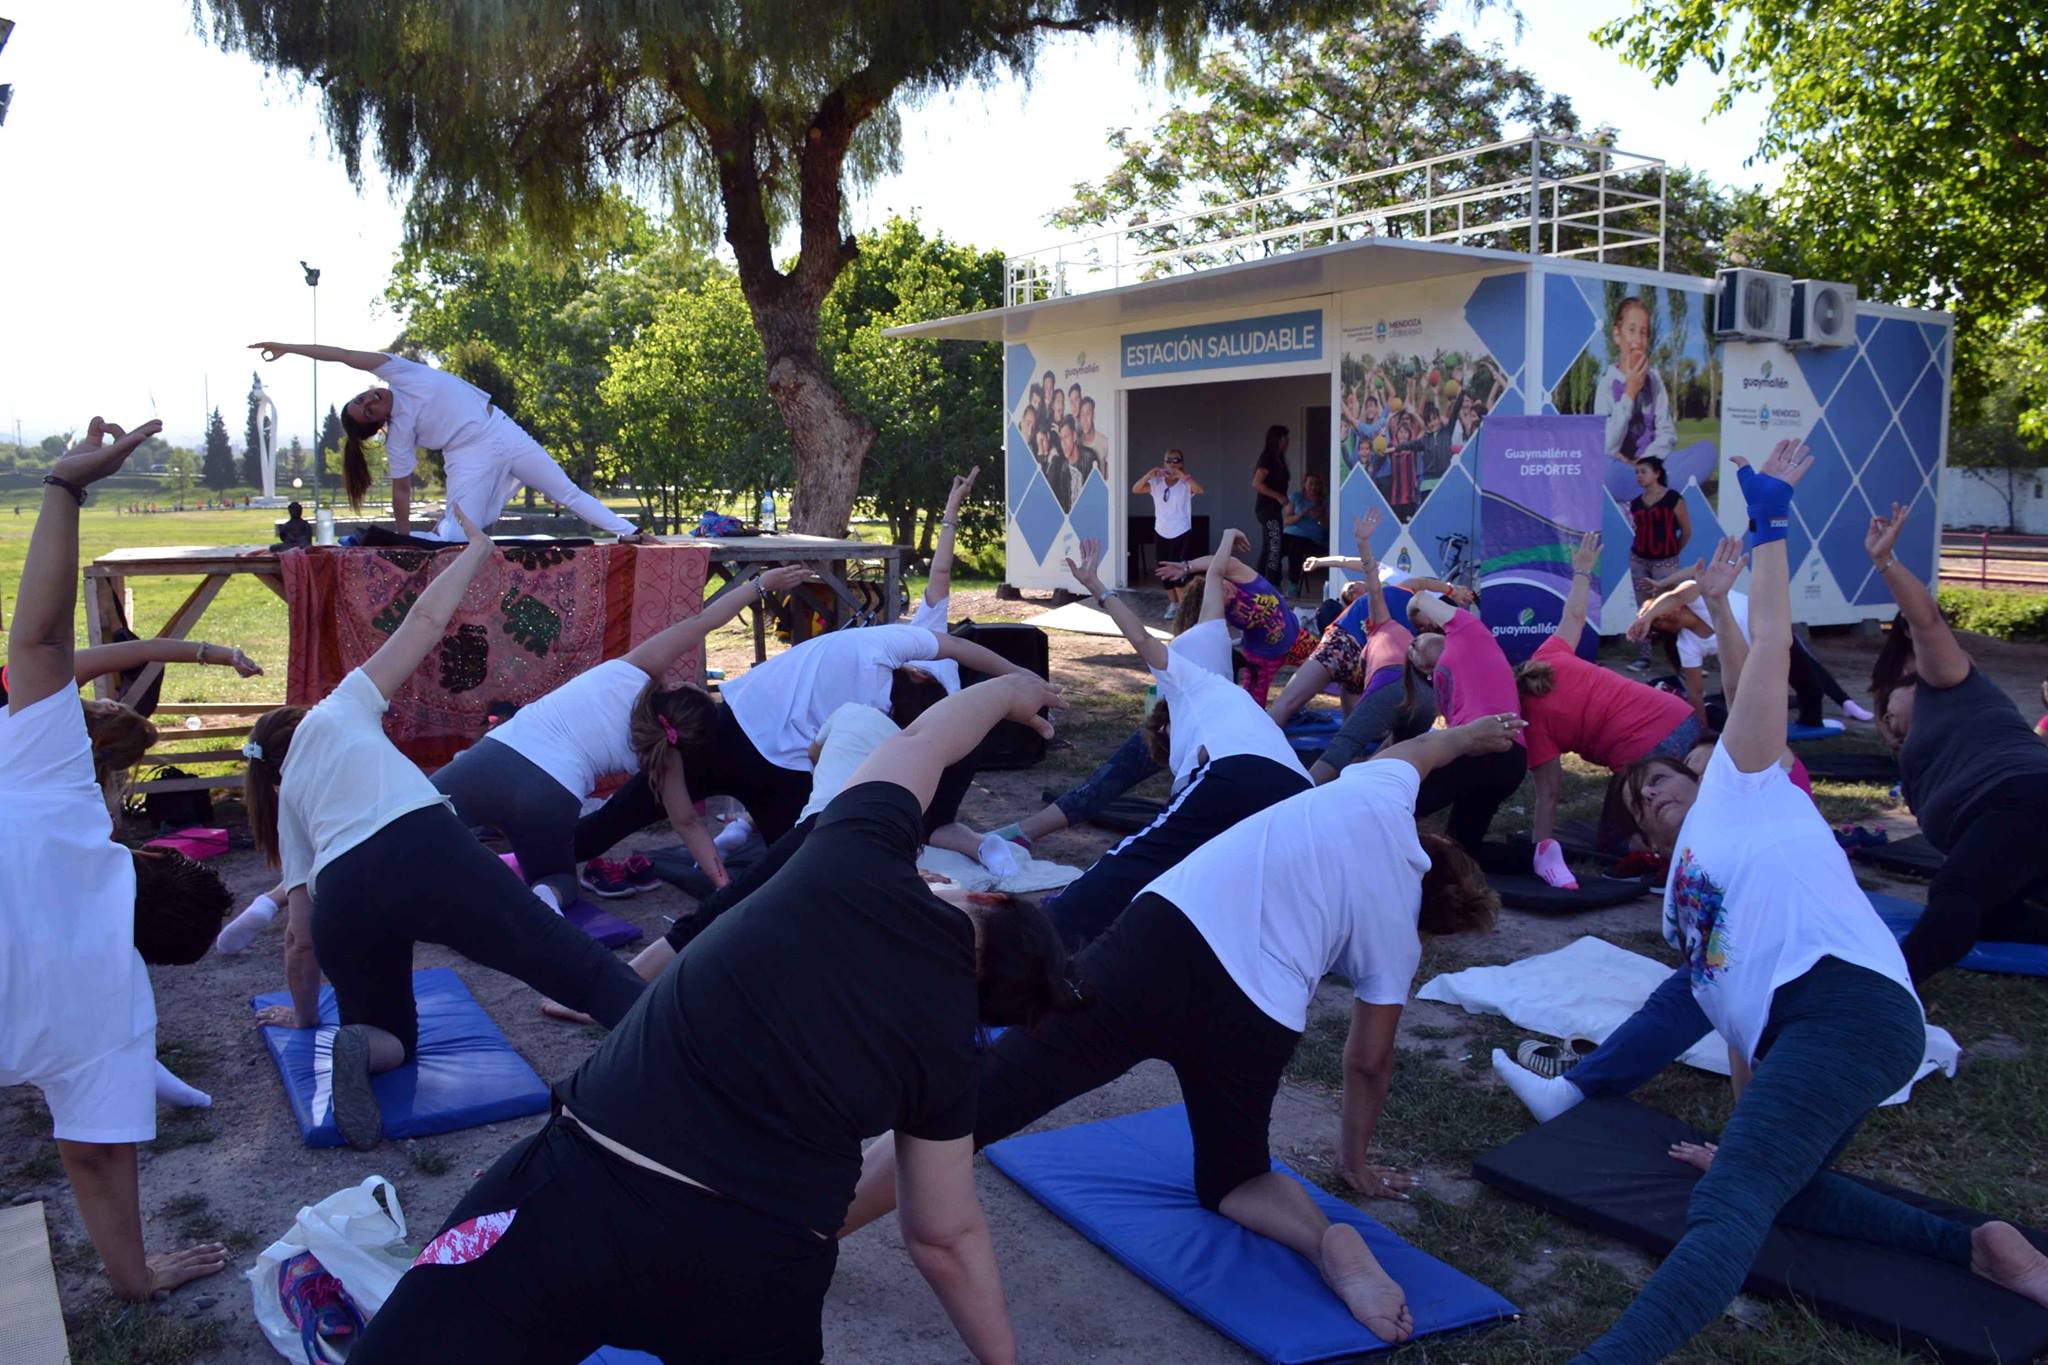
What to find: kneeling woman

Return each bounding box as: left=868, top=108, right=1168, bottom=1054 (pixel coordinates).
left=1048, top=536, right=1310, bottom=946
left=844, top=713, right=1514, bottom=1341
left=244, top=509, right=647, bottom=1150
left=431, top=563, right=811, bottom=906
left=1405, top=585, right=1526, bottom=851
left=351, top=675, right=1075, bottom=1363
left=1568, top=442, right=2048, bottom=1363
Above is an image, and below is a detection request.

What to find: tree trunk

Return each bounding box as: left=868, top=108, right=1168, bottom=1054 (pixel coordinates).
left=746, top=293, right=874, bottom=538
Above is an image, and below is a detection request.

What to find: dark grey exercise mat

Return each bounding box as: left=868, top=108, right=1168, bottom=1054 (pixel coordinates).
left=1085, top=794, right=1167, bottom=835
left=1473, top=1097, right=2048, bottom=1364
left=1853, top=833, right=1946, bottom=878
left=1802, top=750, right=1902, bottom=783
left=1484, top=870, right=1651, bottom=913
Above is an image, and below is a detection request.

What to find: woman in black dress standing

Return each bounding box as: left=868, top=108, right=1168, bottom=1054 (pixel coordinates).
left=1251, top=424, right=1291, bottom=583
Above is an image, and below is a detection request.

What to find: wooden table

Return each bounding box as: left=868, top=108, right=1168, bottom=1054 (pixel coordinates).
left=676, top=533, right=911, bottom=664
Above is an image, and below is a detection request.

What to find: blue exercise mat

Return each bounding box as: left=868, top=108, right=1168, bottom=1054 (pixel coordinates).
left=1787, top=719, right=1848, bottom=743
left=581, top=1351, right=657, bottom=1365
left=251, top=968, right=551, bottom=1147
left=985, top=1105, right=1515, bottom=1363
left=1868, top=892, right=2048, bottom=978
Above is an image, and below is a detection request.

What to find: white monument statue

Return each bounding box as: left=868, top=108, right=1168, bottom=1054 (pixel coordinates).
left=248, top=375, right=285, bottom=506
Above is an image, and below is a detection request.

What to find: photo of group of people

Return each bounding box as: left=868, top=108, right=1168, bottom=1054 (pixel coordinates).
left=1016, top=369, right=1114, bottom=513
left=1339, top=350, right=1505, bottom=520
left=1549, top=281, right=1722, bottom=503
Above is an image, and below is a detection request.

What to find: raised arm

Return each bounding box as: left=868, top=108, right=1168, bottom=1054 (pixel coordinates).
left=898, top=1133, right=1018, bottom=1365
left=249, top=341, right=387, bottom=371
left=1374, top=714, right=1524, bottom=780
left=1068, top=538, right=1167, bottom=671
left=926, top=467, right=979, bottom=607
left=361, top=506, right=497, bottom=699
left=1721, top=442, right=1809, bottom=773
left=1695, top=536, right=1750, bottom=704
left=1351, top=510, right=1393, bottom=628
left=1405, top=587, right=1461, bottom=630
left=846, top=674, right=1060, bottom=813
left=623, top=565, right=810, bottom=677
left=1130, top=466, right=1160, bottom=497
left=1866, top=502, right=1971, bottom=689
left=1198, top=531, right=1238, bottom=626
left=1551, top=532, right=1603, bottom=652
left=932, top=633, right=1038, bottom=681
left=9, top=418, right=163, bottom=711
left=72, top=638, right=262, bottom=688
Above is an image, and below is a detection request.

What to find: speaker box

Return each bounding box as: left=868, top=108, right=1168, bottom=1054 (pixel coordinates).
left=948, top=619, right=1050, bottom=770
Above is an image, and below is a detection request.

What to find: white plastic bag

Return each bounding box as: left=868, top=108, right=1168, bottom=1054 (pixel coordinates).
left=250, top=1175, right=415, bottom=1362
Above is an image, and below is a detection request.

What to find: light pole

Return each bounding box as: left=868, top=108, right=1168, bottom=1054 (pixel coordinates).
left=300, top=260, right=320, bottom=509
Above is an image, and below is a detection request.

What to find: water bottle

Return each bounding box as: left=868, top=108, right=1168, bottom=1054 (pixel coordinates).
left=315, top=507, right=337, bottom=545
left=758, top=490, right=777, bottom=532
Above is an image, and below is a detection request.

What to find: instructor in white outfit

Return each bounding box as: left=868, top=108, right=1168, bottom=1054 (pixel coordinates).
left=250, top=341, right=642, bottom=542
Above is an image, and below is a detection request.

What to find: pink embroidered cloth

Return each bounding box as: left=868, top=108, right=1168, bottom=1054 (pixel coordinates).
left=281, top=543, right=710, bottom=768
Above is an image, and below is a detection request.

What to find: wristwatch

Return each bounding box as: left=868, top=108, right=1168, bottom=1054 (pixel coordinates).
left=42, top=474, right=87, bottom=505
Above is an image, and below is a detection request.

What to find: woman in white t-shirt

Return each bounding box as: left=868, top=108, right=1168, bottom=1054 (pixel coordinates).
left=3, top=416, right=234, bottom=1300
left=1574, top=441, right=2048, bottom=1362
left=844, top=713, right=1516, bottom=1342
left=430, top=564, right=812, bottom=908
left=243, top=507, right=648, bottom=1151
left=1131, top=450, right=1204, bottom=620
left=250, top=341, right=641, bottom=542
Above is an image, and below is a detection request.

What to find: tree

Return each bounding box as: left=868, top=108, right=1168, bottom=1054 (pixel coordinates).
left=284, top=435, right=308, bottom=482
left=199, top=0, right=1380, bottom=535
left=165, top=446, right=200, bottom=504
left=1597, top=0, right=2048, bottom=408
left=201, top=407, right=236, bottom=490
left=317, top=404, right=343, bottom=460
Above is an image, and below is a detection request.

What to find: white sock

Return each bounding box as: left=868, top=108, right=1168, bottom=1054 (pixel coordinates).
left=214, top=893, right=279, bottom=955
left=154, top=1061, right=211, bottom=1110
left=1491, top=1048, right=1584, bottom=1124
left=714, top=815, right=754, bottom=855
left=533, top=883, right=562, bottom=915
left=1843, top=698, right=1874, bottom=722
left=977, top=833, right=1022, bottom=880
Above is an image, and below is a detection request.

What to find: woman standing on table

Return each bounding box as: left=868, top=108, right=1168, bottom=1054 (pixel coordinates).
left=1404, top=583, right=1526, bottom=852
left=431, top=564, right=814, bottom=909
left=243, top=508, right=647, bottom=1151
left=1559, top=441, right=2048, bottom=1364
left=1043, top=537, right=1310, bottom=947
left=352, top=676, right=1076, bottom=1363
left=1866, top=502, right=2048, bottom=983
left=842, top=714, right=1515, bottom=1344
left=249, top=340, right=643, bottom=541
left=1155, top=534, right=1314, bottom=705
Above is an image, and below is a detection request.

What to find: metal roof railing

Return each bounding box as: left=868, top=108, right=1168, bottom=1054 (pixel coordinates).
left=1004, top=134, right=1668, bottom=307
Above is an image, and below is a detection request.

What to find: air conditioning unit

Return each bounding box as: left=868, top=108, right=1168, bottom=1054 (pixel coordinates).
left=1713, top=267, right=1793, bottom=342
left=1789, top=279, right=1857, bottom=348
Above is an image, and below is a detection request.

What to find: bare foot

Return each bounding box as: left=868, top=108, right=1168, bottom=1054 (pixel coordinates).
left=539, top=998, right=596, bottom=1026
left=1973, top=1222, right=2048, bottom=1309
left=1668, top=1141, right=1718, bottom=1173
left=1319, top=1223, right=1412, bottom=1342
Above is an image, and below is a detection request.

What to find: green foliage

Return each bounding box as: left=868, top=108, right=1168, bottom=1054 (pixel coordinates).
left=1598, top=0, right=2048, bottom=411
left=1936, top=586, right=2048, bottom=643
left=200, top=407, right=236, bottom=491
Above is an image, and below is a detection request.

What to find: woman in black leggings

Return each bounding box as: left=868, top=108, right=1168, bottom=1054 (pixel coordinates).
left=1866, top=503, right=2048, bottom=981
left=352, top=675, right=1076, bottom=1364
left=244, top=509, right=647, bottom=1151
left=842, top=714, right=1517, bottom=1343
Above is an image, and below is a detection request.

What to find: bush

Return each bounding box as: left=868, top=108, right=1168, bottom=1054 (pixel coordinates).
left=1937, top=586, right=2048, bottom=641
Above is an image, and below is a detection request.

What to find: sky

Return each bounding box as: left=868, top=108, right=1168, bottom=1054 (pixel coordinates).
left=0, top=1, right=1776, bottom=450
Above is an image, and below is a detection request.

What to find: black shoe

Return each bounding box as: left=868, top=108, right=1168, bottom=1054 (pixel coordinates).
left=329, top=1024, right=384, bottom=1151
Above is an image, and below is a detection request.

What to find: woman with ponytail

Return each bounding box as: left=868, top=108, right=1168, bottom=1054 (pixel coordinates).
left=355, top=675, right=1073, bottom=1363
left=249, top=341, right=643, bottom=541
left=843, top=712, right=1518, bottom=1345
left=244, top=506, right=645, bottom=1150
left=430, top=564, right=812, bottom=909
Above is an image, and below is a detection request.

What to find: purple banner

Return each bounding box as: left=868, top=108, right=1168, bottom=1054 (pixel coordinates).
left=1477, top=416, right=1607, bottom=663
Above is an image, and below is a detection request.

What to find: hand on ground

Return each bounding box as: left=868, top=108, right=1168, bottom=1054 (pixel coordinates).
left=251, top=1005, right=305, bottom=1029
left=540, top=998, right=597, bottom=1026
left=1340, top=1162, right=1418, bottom=1201
left=1668, top=1140, right=1717, bottom=1172
left=143, top=1242, right=229, bottom=1298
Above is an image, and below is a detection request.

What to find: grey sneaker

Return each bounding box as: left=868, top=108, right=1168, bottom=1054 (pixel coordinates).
left=329, top=1024, right=384, bottom=1151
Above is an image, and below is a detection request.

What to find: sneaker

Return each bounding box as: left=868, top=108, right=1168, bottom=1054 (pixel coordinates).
left=328, top=1024, right=383, bottom=1152
left=1626, top=657, right=1651, bottom=672
left=621, top=853, right=660, bottom=892
left=579, top=858, right=641, bottom=898
left=277, top=1251, right=366, bottom=1364
left=1163, top=602, right=1178, bottom=622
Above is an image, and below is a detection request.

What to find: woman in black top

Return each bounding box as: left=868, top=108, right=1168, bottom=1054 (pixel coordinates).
left=352, top=675, right=1073, bottom=1365
left=1251, top=423, right=1291, bottom=582
left=1867, top=502, right=2048, bottom=981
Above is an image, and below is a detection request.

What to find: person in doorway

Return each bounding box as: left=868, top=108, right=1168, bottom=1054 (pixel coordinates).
left=1282, top=471, right=1330, bottom=595
left=841, top=713, right=1516, bottom=1344
left=1866, top=502, right=2048, bottom=983
left=1625, top=456, right=1691, bottom=670
left=350, top=675, right=1076, bottom=1364
left=4, top=417, right=234, bottom=1301
left=1134, top=450, right=1203, bottom=621
left=1251, top=423, right=1291, bottom=582
left=249, top=340, right=644, bottom=542
left=1557, top=441, right=2048, bottom=1364
left=243, top=507, right=649, bottom=1150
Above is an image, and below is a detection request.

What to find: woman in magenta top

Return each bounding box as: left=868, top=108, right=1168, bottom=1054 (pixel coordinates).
left=1159, top=538, right=1313, bottom=705
left=1406, top=585, right=1526, bottom=851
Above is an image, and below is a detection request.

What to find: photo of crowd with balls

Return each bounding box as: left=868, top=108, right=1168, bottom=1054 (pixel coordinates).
left=1015, top=367, right=1115, bottom=514
left=1340, top=346, right=1507, bottom=522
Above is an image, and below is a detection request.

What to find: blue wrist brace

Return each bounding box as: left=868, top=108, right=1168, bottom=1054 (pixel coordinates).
left=1739, top=465, right=1793, bottom=547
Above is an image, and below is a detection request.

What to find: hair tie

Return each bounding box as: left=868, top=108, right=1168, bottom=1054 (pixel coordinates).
left=241, top=739, right=264, bottom=763
left=659, top=716, right=680, bottom=745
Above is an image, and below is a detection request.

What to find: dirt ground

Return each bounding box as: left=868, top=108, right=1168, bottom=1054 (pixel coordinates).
left=9, top=588, right=2045, bottom=1363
